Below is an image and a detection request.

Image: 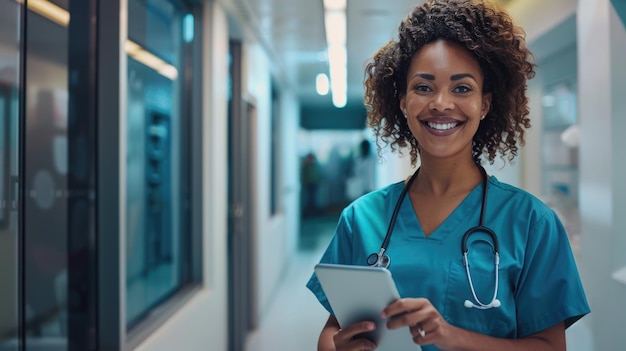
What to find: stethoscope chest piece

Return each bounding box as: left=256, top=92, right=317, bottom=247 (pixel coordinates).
left=367, top=248, right=390, bottom=268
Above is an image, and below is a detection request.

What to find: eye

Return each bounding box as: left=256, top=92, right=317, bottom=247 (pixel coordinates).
left=453, top=85, right=472, bottom=93
left=414, top=84, right=432, bottom=93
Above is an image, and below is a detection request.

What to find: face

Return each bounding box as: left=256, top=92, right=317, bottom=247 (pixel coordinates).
left=400, top=39, right=492, bottom=163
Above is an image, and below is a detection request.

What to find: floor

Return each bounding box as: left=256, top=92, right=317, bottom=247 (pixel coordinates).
left=245, top=214, right=337, bottom=351
left=245, top=212, right=593, bottom=351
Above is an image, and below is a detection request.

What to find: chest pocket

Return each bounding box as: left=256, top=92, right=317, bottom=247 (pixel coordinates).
left=443, top=245, right=516, bottom=338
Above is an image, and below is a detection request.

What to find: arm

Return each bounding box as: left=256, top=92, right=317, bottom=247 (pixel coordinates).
left=318, top=315, right=340, bottom=351
left=439, top=322, right=565, bottom=351
left=383, top=298, right=566, bottom=351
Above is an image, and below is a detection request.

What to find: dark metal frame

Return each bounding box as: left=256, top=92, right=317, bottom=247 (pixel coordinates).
left=0, top=84, right=12, bottom=230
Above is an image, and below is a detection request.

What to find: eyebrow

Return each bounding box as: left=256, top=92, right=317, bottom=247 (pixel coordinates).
left=451, top=73, right=476, bottom=81
left=412, top=73, right=476, bottom=81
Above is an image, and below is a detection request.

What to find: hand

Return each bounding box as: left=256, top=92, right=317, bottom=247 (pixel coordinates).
left=382, top=298, right=457, bottom=349
left=332, top=321, right=378, bottom=351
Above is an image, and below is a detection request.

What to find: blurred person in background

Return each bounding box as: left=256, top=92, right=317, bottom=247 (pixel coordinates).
left=301, top=152, right=322, bottom=217
left=347, top=139, right=376, bottom=200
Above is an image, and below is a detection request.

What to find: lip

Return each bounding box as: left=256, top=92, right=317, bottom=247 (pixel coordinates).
left=420, top=117, right=464, bottom=137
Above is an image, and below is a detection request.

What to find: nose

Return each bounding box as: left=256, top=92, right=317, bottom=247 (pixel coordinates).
left=428, top=90, right=454, bottom=111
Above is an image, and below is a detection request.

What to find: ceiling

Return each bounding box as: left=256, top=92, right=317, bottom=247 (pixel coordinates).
left=221, top=0, right=422, bottom=109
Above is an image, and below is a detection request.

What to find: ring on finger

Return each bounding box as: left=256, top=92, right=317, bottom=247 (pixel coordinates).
left=415, top=323, right=426, bottom=338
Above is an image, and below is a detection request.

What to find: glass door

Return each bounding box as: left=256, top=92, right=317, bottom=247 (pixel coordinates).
left=21, top=1, right=98, bottom=350
left=22, top=0, right=71, bottom=348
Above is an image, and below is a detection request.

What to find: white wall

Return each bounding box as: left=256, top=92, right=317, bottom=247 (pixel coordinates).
left=242, top=42, right=278, bottom=322
left=280, top=90, right=302, bottom=268
left=578, top=1, right=626, bottom=350
left=242, top=41, right=303, bottom=323
left=134, top=2, right=229, bottom=350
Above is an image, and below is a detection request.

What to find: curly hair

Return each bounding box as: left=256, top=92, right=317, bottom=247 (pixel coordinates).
left=363, top=0, right=535, bottom=166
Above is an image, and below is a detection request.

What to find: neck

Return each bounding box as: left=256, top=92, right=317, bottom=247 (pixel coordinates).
left=412, top=158, right=483, bottom=196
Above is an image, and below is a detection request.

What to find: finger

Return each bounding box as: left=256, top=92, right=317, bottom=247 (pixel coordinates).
left=386, top=310, right=418, bottom=330
left=334, top=322, right=376, bottom=345
left=410, top=323, right=426, bottom=339
left=381, top=298, right=427, bottom=319
left=412, top=323, right=430, bottom=345
left=346, top=338, right=377, bottom=351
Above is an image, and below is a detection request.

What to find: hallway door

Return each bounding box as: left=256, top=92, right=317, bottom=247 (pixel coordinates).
left=227, top=40, right=258, bottom=351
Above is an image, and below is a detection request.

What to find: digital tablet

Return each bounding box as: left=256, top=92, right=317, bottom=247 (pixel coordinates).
left=314, top=263, right=421, bottom=351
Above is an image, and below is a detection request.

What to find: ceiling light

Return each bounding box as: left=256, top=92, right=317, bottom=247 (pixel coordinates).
left=316, top=74, right=329, bottom=95
left=126, top=40, right=179, bottom=80
left=325, top=11, right=346, bottom=45
left=27, top=0, right=70, bottom=27
left=323, top=4, right=347, bottom=108
left=323, top=0, right=347, bottom=11
left=328, top=45, right=347, bottom=108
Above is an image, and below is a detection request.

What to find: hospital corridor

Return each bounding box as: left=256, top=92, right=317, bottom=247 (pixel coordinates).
left=1, top=0, right=626, bottom=350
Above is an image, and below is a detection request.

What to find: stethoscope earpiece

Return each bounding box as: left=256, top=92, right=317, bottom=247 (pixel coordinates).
left=367, top=166, right=501, bottom=309
left=464, top=299, right=501, bottom=309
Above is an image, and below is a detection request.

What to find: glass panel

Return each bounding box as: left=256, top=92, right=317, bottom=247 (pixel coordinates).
left=0, top=0, right=22, bottom=349
left=541, top=79, right=580, bottom=256
left=23, top=0, right=70, bottom=349
left=125, top=0, right=193, bottom=328
left=541, top=80, right=579, bottom=205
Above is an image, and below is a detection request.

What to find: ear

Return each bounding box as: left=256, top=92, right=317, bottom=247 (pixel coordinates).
left=400, top=96, right=407, bottom=116
left=481, top=92, right=492, bottom=117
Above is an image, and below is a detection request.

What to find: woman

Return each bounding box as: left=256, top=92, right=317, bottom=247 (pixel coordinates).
left=306, top=0, right=590, bottom=350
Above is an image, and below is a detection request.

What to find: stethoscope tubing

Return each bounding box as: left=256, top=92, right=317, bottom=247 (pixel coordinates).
left=367, top=165, right=501, bottom=309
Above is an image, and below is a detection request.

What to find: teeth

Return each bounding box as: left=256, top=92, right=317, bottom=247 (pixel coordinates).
left=427, top=122, right=458, bottom=130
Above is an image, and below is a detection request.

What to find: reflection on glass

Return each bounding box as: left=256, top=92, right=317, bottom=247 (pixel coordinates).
left=0, top=0, right=21, bottom=350
left=541, top=79, right=580, bottom=257
left=23, top=2, right=70, bottom=350
left=126, top=0, right=193, bottom=327
left=541, top=81, right=579, bottom=205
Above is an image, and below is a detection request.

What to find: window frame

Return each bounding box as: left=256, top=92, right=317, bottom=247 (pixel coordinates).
left=97, top=0, right=204, bottom=349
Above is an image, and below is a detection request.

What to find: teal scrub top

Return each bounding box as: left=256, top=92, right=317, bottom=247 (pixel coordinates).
left=306, top=176, right=590, bottom=349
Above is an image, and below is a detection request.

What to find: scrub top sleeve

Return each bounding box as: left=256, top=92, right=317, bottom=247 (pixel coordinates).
left=515, top=209, right=590, bottom=337
left=306, top=207, right=356, bottom=315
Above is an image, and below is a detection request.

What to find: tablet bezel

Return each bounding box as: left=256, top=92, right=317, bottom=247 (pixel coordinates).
left=314, top=263, right=421, bottom=350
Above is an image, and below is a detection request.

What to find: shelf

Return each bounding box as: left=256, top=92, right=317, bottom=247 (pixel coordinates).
left=611, top=266, right=626, bottom=285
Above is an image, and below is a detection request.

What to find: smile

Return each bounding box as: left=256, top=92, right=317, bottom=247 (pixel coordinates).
left=426, top=121, right=460, bottom=130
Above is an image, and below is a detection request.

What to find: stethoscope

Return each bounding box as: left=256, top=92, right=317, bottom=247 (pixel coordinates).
left=366, top=166, right=501, bottom=310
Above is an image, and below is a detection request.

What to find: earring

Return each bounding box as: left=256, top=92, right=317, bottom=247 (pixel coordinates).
left=481, top=115, right=486, bottom=120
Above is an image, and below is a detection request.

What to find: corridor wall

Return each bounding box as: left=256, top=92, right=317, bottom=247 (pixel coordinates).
left=578, top=0, right=626, bottom=349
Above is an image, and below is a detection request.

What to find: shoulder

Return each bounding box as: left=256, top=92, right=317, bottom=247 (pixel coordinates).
left=489, top=177, right=551, bottom=212
left=488, top=177, right=567, bottom=242
left=340, top=181, right=405, bottom=218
